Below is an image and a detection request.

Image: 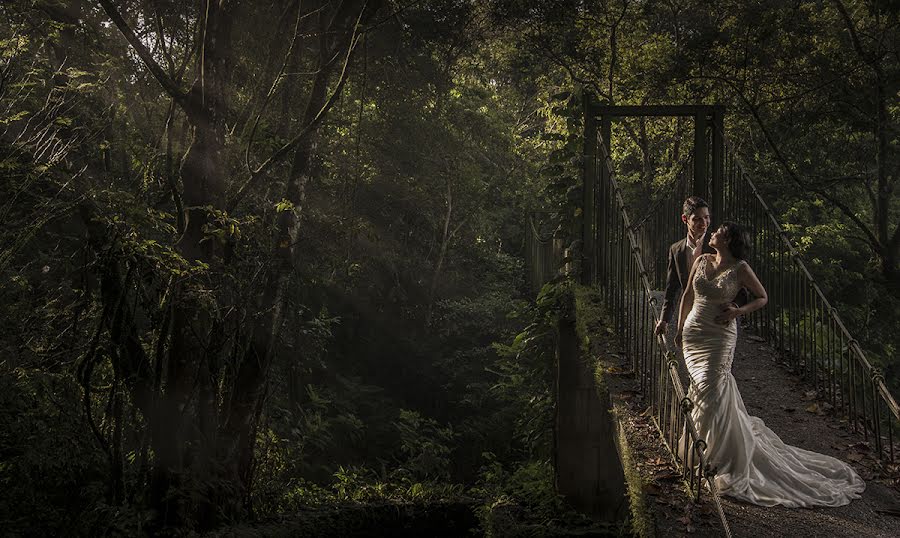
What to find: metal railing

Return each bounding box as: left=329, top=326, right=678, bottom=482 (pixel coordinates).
left=712, top=128, right=899, bottom=462
left=524, top=211, right=565, bottom=294
left=590, top=134, right=733, bottom=537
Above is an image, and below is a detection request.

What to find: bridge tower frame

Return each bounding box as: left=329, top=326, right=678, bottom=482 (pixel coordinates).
left=581, top=96, right=725, bottom=284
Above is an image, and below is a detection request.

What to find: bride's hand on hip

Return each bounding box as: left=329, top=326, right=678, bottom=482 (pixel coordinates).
left=715, top=303, right=741, bottom=324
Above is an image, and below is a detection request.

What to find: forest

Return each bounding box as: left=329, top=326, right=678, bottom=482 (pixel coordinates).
left=0, top=0, right=897, bottom=536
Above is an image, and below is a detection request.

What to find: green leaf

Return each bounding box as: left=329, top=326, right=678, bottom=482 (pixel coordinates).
left=275, top=199, right=294, bottom=212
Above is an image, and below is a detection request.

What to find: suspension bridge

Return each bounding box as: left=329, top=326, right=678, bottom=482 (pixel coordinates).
left=525, top=99, right=900, bottom=537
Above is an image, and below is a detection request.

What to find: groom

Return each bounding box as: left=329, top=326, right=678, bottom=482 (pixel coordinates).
left=654, top=196, right=745, bottom=337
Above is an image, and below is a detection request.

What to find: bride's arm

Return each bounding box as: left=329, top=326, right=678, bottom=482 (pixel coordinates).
left=736, top=263, right=768, bottom=315
left=718, top=262, right=768, bottom=324
left=675, top=255, right=704, bottom=344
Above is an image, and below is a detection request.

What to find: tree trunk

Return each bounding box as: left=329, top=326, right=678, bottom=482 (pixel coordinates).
left=219, top=0, right=379, bottom=514
left=147, top=1, right=233, bottom=528
left=873, top=70, right=896, bottom=289
left=427, top=180, right=454, bottom=324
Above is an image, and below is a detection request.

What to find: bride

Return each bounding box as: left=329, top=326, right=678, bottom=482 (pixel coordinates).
left=674, top=222, right=865, bottom=507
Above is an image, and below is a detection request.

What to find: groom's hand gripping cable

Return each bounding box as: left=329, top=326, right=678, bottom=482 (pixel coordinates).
left=654, top=319, right=668, bottom=336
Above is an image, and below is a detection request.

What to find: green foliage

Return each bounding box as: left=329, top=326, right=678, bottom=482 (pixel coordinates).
left=473, top=456, right=565, bottom=521
left=0, top=365, right=152, bottom=536
left=472, top=454, right=618, bottom=537
left=394, top=409, right=456, bottom=481
left=260, top=464, right=466, bottom=514
left=538, top=89, right=586, bottom=241
left=574, top=284, right=607, bottom=359
left=487, top=284, right=564, bottom=461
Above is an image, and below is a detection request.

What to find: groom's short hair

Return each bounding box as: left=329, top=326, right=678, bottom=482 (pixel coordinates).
left=682, top=196, right=709, bottom=217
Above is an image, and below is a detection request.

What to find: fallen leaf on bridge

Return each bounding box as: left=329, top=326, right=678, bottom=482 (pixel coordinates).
left=802, top=390, right=818, bottom=401
left=643, top=483, right=662, bottom=496
left=696, top=503, right=716, bottom=516
left=804, top=402, right=833, bottom=415
left=847, top=452, right=865, bottom=462
left=748, top=335, right=766, bottom=342
left=654, top=470, right=682, bottom=482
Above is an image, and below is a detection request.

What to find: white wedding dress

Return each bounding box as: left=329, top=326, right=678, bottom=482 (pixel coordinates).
left=680, top=255, right=865, bottom=507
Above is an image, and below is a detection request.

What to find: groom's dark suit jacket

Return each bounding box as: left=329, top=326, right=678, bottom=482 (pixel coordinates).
left=660, top=235, right=749, bottom=324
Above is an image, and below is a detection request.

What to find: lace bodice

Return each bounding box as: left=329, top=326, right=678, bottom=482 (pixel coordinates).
left=692, top=255, right=745, bottom=303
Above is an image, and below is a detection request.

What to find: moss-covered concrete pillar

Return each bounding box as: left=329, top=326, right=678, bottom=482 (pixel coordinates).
left=555, top=286, right=627, bottom=521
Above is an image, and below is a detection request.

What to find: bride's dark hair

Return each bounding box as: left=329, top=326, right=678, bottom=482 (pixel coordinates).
left=720, top=222, right=751, bottom=259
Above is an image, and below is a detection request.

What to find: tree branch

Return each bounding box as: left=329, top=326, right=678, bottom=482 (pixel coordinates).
left=97, top=0, right=187, bottom=103
left=832, top=0, right=873, bottom=66
left=228, top=4, right=367, bottom=212
left=244, top=1, right=308, bottom=175
left=151, top=3, right=176, bottom=75
left=891, top=216, right=900, bottom=250
left=695, top=72, right=885, bottom=253
left=538, top=44, right=609, bottom=101
left=741, top=94, right=883, bottom=253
